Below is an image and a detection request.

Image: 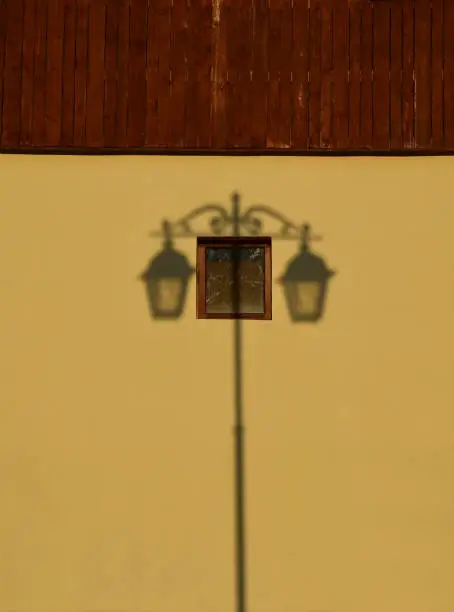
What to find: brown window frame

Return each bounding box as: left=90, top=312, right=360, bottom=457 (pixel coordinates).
left=196, top=236, right=272, bottom=320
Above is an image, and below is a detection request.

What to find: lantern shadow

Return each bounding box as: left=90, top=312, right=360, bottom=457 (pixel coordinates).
left=140, top=243, right=195, bottom=320
left=278, top=247, right=336, bottom=323
left=139, top=198, right=336, bottom=323
left=140, top=244, right=336, bottom=324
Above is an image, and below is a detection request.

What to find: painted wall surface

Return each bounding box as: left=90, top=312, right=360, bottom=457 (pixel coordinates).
left=1, top=155, right=453, bottom=612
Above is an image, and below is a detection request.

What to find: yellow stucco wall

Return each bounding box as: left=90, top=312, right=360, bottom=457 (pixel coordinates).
left=1, top=155, right=453, bottom=612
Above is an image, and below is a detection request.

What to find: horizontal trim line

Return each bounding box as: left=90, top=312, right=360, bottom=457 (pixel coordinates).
left=1, top=147, right=454, bottom=157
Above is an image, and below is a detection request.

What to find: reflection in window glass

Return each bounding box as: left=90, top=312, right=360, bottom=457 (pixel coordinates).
left=206, top=246, right=265, bottom=263
left=205, top=247, right=265, bottom=314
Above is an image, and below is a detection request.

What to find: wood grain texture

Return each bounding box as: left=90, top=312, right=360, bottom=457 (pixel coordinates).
left=44, top=0, right=64, bottom=145
left=226, top=0, right=252, bottom=147
left=373, top=2, right=390, bottom=149
left=291, top=0, right=308, bottom=148
left=61, top=0, right=77, bottom=146
left=73, top=0, right=88, bottom=146
left=389, top=2, right=403, bottom=149
left=360, top=1, right=373, bottom=147
left=116, top=0, right=130, bottom=146
left=267, top=0, right=292, bottom=148
left=127, top=0, right=147, bottom=146
left=267, top=0, right=281, bottom=147
left=402, top=0, right=415, bottom=147
left=445, top=0, right=454, bottom=147
left=277, top=0, right=292, bottom=147
left=0, top=0, right=453, bottom=151
left=250, top=0, right=268, bottom=147
left=31, top=0, right=48, bottom=145
left=431, top=0, right=444, bottom=147
left=85, top=1, right=105, bottom=147
left=210, top=0, right=227, bottom=147
left=185, top=0, right=212, bottom=147
left=1, top=0, right=24, bottom=146
left=169, top=0, right=188, bottom=147
left=319, top=2, right=332, bottom=147
left=103, top=0, right=118, bottom=146
left=308, top=0, right=322, bottom=148
left=414, top=0, right=431, bottom=147
left=332, top=2, right=348, bottom=148
left=0, top=0, right=7, bottom=141
left=20, top=0, right=36, bottom=145
left=348, top=1, right=361, bottom=147
left=145, top=0, right=171, bottom=146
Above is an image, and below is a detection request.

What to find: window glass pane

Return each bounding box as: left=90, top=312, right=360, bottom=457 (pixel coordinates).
left=205, top=246, right=265, bottom=314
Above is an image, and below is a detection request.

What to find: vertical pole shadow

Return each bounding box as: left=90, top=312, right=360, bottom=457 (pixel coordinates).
left=231, top=192, right=246, bottom=612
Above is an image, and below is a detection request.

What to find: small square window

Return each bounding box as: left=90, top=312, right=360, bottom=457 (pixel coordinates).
left=196, top=237, right=272, bottom=320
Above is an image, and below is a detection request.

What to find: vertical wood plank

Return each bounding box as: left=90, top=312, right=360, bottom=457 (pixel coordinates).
left=320, top=2, right=332, bottom=147
left=308, top=0, right=322, bottom=147
left=169, top=0, right=188, bottom=147
left=249, top=0, right=268, bottom=147
left=74, top=0, right=88, bottom=146
left=1, top=0, right=24, bottom=147
left=20, top=0, right=36, bottom=145
left=431, top=0, right=444, bottom=147
left=0, top=0, right=7, bottom=143
left=61, top=0, right=76, bottom=146
left=360, top=1, right=373, bottom=147
left=389, top=2, right=403, bottom=148
left=103, top=0, right=118, bottom=146
left=348, top=1, right=361, bottom=147
left=267, top=0, right=292, bottom=148
left=86, top=2, right=105, bottom=146
left=145, top=0, right=171, bottom=147
left=32, top=0, right=47, bottom=144
left=2, top=0, right=450, bottom=151
left=277, top=0, right=293, bottom=147
left=414, top=0, right=431, bottom=147
left=332, top=1, right=348, bottom=149
left=373, top=1, right=390, bottom=149
left=267, top=0, right=281, bottom=148
left=185, top=0, right=212, bottom=147
left=402, top=0, right=414, bottom=147
left=116, top=0, right=130, bottom=146
left=211, top=0, right=228, bottom=147
left=291, top=0, right=308, bottom=148
left=127, top=0, right=147, bottom=147
left=225, top=0, right=252, bottom=147
left=44, top=0, right=64, bottom=145
left=444, top=0, right=454, bottom=147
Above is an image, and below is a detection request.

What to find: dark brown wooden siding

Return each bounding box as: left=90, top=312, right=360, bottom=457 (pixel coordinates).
left=0, top=0, right=453, bottom=152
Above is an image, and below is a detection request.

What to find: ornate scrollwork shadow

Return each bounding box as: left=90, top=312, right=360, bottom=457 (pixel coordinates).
left=148, top=191, right=323, bottom=245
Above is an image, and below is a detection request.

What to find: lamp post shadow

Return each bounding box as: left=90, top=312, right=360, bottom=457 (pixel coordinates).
left=139, top=191, right=337, bottom=612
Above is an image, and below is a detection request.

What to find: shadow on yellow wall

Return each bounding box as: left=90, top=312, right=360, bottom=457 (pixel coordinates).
left=0, top=155, right=453, bottom=612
